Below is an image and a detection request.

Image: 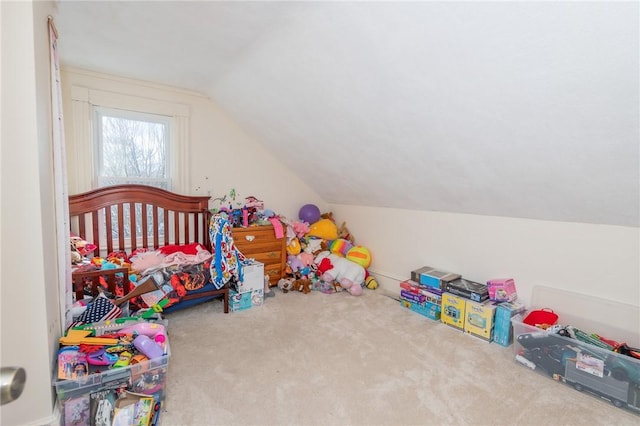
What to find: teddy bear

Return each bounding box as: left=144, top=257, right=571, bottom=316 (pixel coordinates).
left=277, top=278, right=295, bottom=293
left=292, top=278, right=312, bottom=294
left=314, top=251, right=365, bottom=296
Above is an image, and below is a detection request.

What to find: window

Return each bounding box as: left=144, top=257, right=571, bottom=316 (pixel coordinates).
left=69, top=84, right=190, bottom=195
left=94, top=107, right=171, bottom=190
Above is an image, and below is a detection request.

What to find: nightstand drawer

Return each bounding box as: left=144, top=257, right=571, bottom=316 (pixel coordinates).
left=235, top=241, right=282, bottom=256
left=232, top=224, right=286, bottom=286
left=233, top=227, right=280, bottom=245
left=245, top=250, right=284, bottom=265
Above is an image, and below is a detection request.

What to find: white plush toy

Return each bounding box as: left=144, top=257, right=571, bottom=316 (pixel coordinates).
left=314, top=251, right=365, bottom=296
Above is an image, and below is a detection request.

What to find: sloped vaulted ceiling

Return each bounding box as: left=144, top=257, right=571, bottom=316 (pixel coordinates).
left=55, top=1, right=639, bottom=227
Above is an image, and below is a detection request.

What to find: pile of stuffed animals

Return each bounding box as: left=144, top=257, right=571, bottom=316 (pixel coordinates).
left=278, top=206, right=379, bottom=296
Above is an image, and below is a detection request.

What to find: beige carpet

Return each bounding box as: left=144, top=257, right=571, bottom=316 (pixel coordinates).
left=159, top=289, right=639, bottom=425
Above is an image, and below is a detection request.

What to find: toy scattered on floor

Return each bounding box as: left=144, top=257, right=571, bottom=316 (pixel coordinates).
left=287, top=237, right=302, bottom=255
left=329, top=238, right=353, bottom=257
left=315, top=251, right=365, bottom=296
left=365, top=274, right=379, bottom=289
left=299, top=204, right=321, bottom=224
left=277, top=278, right=295, bottom=293
left=307, top=218, right=338, bottom=240
left=345, top=245, right=372, bottom=269
left=292, top=278, right=312, bottom=294
left=264, top=275, right=275, bottom=298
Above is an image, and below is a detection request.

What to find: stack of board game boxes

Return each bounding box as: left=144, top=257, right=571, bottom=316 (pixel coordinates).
left=399, top=266, right=525, bottom=345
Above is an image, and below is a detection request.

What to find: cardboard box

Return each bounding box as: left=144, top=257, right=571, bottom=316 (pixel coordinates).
left=234, top=260, right=265, bottom=293
left=492, top=301, right=526, bottom=346
left=444, top=278, right=489, bottom=303
left=487, top=278, right=518, bottom=302
left=441, top=292, right=466, bottom=330
left=399, top=298, right=441, bottom=321
left=399, top=280, right=443, bottom=303
left=400, top=289, right=426, bottom=304
left=229, top=288, right=264, bottom=312
left=410, top=266, right=460, bottom=290
left=464, top=300, right=497, bottom=341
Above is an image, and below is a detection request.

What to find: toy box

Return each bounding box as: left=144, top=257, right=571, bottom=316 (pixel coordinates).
left=487, top=278, right=518, bottom=302
left=410, top=266, right=460, bottom=290
left=441, top=292, right=466, bottom=330
left=512, top=313, right=640, bottom=415
left=399, top=298, right=441, bottom=321
left=399, top=280, right=443, bottom=304
left=233, top=260, right=265, bottom=293
left=492, top=301, right=526, bottom=347
left=464, top=300, right=497, bottom=341
left=54, top=335, right=170, bottom=425
left=229, top=288, right=264, bottom=312
left=400, top=289, right=426, bottom=304
left=444, top=278, right=489, bottom=303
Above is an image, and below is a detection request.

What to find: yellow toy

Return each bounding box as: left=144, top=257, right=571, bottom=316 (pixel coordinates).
left=307, top=219, right=338, bottom=240
left=59, top=329, right=119, bottom=346
left=346, top=245, right=372, bottom=269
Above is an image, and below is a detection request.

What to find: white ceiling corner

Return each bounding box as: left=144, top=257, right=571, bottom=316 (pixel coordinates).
left=55, top=1, right=639, bottom=227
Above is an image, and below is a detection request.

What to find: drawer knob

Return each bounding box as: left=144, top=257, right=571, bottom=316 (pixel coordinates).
left=245, top=235, right=255, bottom=241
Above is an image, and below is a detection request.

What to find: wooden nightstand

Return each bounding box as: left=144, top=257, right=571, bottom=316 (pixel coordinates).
left=232, top=224, right=287, bottom=286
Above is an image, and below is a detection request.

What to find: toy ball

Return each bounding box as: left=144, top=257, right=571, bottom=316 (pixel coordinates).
left=329, top=238, right=353, bottom=257
left=346, top=246, right=372, bottom=269
left=299, top=204, right=321, bottom=224
left=365, top=275, right=379, bottom=290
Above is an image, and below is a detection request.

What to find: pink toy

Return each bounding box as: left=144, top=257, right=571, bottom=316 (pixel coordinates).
left=118, top=322, right=166, bottom=340
left=486, top=278, right=518, bottom=302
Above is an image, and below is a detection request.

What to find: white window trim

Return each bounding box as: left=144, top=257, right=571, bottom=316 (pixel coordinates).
left=70, top=86, right=190, bottom=192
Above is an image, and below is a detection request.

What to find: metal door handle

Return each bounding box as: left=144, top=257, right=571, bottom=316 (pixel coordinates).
left=1, top=367, right=26, bottom=405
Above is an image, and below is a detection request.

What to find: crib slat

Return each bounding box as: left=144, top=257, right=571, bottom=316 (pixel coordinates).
left=185, top=213, right=192, bottom=246
left=117, top=203, right=126, bottom=251
left=129, top=202, right=137, bottom=252
left=174, top=212, right=181, bottom=245
left=141, top=203, right=149, bottom=250
left=164, top=209, right=170, bottom=246
left=152, top=206, right=159, bottom=249
left=104, top=208, right=113, bottom=255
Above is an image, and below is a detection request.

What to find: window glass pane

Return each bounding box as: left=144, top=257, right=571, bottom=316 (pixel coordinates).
left=95, top=108, right=171, bottom=189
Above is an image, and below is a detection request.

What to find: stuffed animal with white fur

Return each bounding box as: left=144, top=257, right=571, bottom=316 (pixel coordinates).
left=314, top=251, right=364, bottom=296
left=277, top=278, right=295, bottom=293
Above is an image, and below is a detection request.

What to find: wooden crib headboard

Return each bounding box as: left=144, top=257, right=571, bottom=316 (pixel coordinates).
left=69, top=184, right=212, bottom=256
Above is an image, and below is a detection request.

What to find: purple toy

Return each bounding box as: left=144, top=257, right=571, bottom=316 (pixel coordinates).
left=299, top=204, right=321, bottom=224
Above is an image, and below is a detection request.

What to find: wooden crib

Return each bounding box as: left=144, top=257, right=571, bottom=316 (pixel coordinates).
left=68, top=184, right=229, bottom=313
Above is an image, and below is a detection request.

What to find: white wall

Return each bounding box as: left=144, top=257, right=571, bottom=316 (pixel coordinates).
left=1, top=1, right=61, bottom=425
left=60, top=68, right=326, bottom=221
left=331, top=204, right=639, bottom=321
